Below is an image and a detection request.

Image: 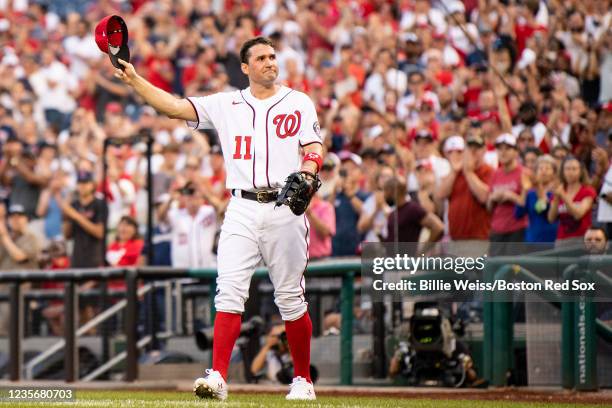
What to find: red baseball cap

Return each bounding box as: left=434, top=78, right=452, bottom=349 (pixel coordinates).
left=95, top=15, right=130, bottom=69
left=105, top=102, right=122, bottom=114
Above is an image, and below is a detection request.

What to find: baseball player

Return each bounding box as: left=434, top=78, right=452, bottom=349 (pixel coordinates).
left=113, top=37, right=322, bottom=401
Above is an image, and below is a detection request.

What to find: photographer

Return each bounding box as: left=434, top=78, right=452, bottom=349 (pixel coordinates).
left=250, top=325, right=291, bottom=383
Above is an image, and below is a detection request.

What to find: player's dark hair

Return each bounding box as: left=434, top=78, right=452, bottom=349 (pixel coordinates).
left=240, top=37, right=274, bottom=64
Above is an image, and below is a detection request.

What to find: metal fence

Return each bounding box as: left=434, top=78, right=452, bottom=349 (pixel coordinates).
left=0, top=259, right=361, bottom=384
left=1, top=255, right=610, bottom=388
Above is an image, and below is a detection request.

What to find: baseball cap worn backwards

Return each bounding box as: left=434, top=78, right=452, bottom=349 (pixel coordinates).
left=95, top=15, right=130, bottom=69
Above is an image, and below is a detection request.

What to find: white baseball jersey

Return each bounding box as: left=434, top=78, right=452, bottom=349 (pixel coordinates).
left=186, top=85, right=322, bottom=190
left=167, top=205, right=217, bottom=268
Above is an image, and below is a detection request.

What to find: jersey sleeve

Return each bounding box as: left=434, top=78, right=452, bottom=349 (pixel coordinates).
left=299, top=95, right=323, bottom=147
left=186, top=95, right=218, bottom=130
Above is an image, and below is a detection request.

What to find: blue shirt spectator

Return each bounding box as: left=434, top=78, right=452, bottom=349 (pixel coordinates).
left=332, top=191, right=369, bottom=256
left=515, top=189, right=558, bottom=243
left=141, top=224, right=172, bottom=266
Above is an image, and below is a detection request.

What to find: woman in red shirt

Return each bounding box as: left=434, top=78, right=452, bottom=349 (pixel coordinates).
left=106, top=216, right=144, bottom=290
left=548, top=157, right=596, bottom=247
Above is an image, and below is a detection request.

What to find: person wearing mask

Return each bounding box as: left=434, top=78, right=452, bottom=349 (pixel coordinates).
left=548, top=157, right=597, bottom=247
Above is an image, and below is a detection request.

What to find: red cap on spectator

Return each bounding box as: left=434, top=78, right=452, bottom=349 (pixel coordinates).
left=95, top=15, right=130, bottom=69
left=420, top=99, right=435, bottom=110
left=416, top=159, right=433, bottom=171
left=432, top=31, right=446, bottom=40
left=106, top=102, right=122, bottom=114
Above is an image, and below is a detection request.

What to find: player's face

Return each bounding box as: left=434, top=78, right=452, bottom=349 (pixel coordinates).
left=242, top=44, right=278, bottom=85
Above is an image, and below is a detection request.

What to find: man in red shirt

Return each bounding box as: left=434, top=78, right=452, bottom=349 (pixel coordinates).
left=437, top=135, right=493, bottom=257
left=486, top=134, right=528, bottom=256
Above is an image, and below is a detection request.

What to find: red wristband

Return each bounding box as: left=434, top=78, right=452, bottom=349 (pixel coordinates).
left=303, top=152, right=323, bottom=173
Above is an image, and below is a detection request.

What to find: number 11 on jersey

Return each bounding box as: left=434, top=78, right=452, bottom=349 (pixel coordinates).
left=233, top=136, right=252, bottom=160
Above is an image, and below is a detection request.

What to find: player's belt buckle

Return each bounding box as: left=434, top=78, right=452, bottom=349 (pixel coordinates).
left=256, top=191, right=268, bottom=203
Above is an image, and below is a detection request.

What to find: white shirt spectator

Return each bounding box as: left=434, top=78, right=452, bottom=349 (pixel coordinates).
left=168, top=205, right=217, bottom=268
left=400, top=7, right=447, bottom=33
left=397, top=91, right=440, bottom=123
left=597, top=165, right=612, bottom=223
left=29, top=61, right=77, bottom=114
left=407, top=155, right=451, bottom=192
left=556, top=31, right=589, bottom=73
left=360, top=195, right=389, bottom=242
left=512, top=122, right=548, bottom=147
left=275, top=45, right=305, bottom=81
left=107, top=177, right=137, bottom=231
left=448, top=23, right=479, bottom=55
left=63, top=33, right=102, bottom=79
left=364, top=68, right=407, bottom=112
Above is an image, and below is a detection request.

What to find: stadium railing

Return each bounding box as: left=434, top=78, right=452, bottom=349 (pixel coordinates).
left=0, top=258, right=361, bottom=384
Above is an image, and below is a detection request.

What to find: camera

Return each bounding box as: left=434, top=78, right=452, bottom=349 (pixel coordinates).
left=271, top=331, right=288, bottom=351
left=195, top=316, right=264, bottom=351
left=393, top=304, right=471, bottom=387
left=178, top=183, right=197, bottom=196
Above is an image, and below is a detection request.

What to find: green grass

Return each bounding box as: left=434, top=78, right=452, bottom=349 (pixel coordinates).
left=0, top=391, right=603, bottom=408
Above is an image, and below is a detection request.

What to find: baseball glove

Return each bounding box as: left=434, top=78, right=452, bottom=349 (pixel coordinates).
left=275, top=171, right=322, bottom=216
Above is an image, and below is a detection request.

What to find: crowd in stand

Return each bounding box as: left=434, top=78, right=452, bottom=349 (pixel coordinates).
left=0, top=0, right=611, bottom=334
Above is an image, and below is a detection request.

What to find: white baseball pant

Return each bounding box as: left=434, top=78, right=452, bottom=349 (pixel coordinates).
left=214, top=195, right=309, bottom=321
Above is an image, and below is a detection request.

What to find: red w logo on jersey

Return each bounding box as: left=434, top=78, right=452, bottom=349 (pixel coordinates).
left=273, top=111, right=301, bottom=139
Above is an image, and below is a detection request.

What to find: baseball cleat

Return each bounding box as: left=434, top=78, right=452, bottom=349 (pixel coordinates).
left=193, top=369, right=228, bottom=401
left=285, top=376, right=316, bottom=400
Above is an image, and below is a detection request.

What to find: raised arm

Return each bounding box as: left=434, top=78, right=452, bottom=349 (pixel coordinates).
left=114, top=59, right=197, bottom=121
